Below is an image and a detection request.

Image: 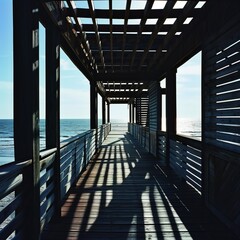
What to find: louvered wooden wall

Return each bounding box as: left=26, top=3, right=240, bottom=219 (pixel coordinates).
left=203, top=23, right=240, bottom=236
left=135, top=97, right=149, bottom=126
left=148, top=81, right=161, bottom=156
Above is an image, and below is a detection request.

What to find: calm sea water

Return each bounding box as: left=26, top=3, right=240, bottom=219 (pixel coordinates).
left=0, top=119, right=201, bottom=166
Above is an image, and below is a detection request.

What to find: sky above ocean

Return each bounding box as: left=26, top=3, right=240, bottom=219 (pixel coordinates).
left=0, top=0, right=201, bottom=122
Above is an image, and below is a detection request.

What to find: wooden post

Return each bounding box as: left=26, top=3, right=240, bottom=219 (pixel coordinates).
left=90, top=82, right=98, bottom=129
left=129, top=103, right=132, bottom=123
left=90, top=82, right=98, bottom=151
left=132, top=102, right=135, bottom=123
left=107, top=102, right=110, bottom=123
left=166, top=69, right=177, bottom=166
left=13, top=0, right=40, bottom=238
left=46, top=23, right=61, bottom=218
left=102, top=97, right=106, bottom=124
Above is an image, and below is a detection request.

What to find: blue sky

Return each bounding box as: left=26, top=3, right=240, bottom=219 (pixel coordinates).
left=0, top=0, right=201, bottom=122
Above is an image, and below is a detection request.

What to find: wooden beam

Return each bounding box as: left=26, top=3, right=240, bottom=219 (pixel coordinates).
left=129, top=103, right=132, bottom=123
left=81, top=23, right=183, bottom=33
left=95, top=72, right=153, bottom=82
left=102, top=97, right=106, bottom=124
left=105, top=91, right=148, bottom=98
left=121, top=0, right=131, bottom=69
left=109, top=0, right=113, bottom=71
left=166, top=69, right=176, bottom=166
left=107, top=102, right=110, bottom=123
left=65, top=1, right=95, bottom=71
left=138, top=1, right=175, bottom=70
left=13, top=0, right=40, bottom=238
left=104, top=84, right=146, bottom=90
left=41, top=2, right=95, bottom=79
left=90, top=82, right=98, bottom=129
left=148, top=1, right=197, bottom=70
left=129, top=0, right=154, bottom=69
left=67, top=8, right=197, bottom=19
left=87, top=0, right=105, bottom=70
left=152, top=2, right=240, bottom=77
left=46, top=23, right=61, bottom=218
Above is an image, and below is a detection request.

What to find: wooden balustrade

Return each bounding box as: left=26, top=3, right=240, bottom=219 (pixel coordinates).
left=128, top=123, right=202, bottom=193
left=0, top=123, right=111, bottom=239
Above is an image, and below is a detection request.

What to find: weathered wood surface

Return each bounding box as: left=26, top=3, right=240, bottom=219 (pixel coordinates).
left=42, top=127, right=237, bottom=240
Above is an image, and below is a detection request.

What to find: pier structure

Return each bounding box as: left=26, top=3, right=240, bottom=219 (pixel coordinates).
left=0, top=1, right=240, bottom=239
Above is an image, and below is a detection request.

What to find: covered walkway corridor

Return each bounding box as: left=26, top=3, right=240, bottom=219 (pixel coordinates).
left=42, top=125, right=235, bottom=240
left=1, top=1, right=240, bottom=239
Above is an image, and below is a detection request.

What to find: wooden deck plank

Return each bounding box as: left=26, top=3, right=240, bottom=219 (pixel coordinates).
left=41, top=128, right=238, bottom=240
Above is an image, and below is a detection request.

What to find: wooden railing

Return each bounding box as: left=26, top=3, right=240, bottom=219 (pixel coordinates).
left=0, top=123, right=111, bottom=239
left=169, top=135, right=202, bottom=193
left=128, top=123, right=202, bottom=193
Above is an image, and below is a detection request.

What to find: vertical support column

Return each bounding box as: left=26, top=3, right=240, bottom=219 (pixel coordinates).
left=132, top=101, right=135, bottom=123
left=90, top=82, right=98, bottom=151
left=158, top=84, right=162, bottom=131
left=46, top=23, right=61, bottom=217
left=102, top=97, right=106, bottom=125
left=129, top=103, right=132, bottom=123
left=90, top=82, right=98, bottom=129
left=13, top=0, right=40, bottom=238
left=166, top=69, right=177, bottom=166
left=107, top=102, right=110, bottom=123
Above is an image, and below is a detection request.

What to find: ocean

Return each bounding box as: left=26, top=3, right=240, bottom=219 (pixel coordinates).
left=0, top=118, right=201, bottom=166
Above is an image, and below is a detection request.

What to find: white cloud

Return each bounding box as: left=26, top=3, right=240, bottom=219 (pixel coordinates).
left=60, top=88, right=90, bottom=118
left=60, top=58, right=76, bottom=71
left=178, top=64, right=201, bottom=76
left=0, top=80, right=13, bottom=119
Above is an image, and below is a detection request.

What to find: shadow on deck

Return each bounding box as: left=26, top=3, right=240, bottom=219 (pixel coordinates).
left=42, top=127, right=237, bottom=240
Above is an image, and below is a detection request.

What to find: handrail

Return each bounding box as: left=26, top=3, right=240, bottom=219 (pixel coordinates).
left=0, top=159, right=32, bottom=182
left=128, top=122, right=202, bottom=193
left=0, top=123, right=111, bottom=240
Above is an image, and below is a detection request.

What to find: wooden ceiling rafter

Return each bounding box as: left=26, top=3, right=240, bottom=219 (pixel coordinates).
left=65, top=0, right=95, bottom=71
left=137, top=1, right=176, bottom=70
left=81, top=24, right=183, bottom=33
left=129, top=0, right=154, bottom=70
left=148, top=1, right=198, bottom=70
left=121, top=0, right=132, bottom=70
left=67, top=8, right=196, bottom=19
left=87, top=0, right=105, bottom=71
left=109, top=0, right=113, bottom=72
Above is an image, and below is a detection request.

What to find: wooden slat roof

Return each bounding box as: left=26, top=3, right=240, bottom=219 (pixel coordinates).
left=42, top=1, right=208, bottom=103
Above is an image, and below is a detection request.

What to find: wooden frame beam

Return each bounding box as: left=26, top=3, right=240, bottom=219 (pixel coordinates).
left=102, top=97, right=106, bottom=124
left=148, top=1, right=197, bottom=70
left=41, top=2, right=95, bottom=79
left=46, top=22, right=61, bottom=218
left=90, top=82, right=98, bottom=129
left=66, top=8, right=197, bottom=19
left=95, top=72, right=153, bottom=82
left=121, top=0, right=131, bottom=69
left=65, top=1, right=95, bottom=71
left=87, top=0, right=105, bottom=70
left=152, top=2, right=240, bottom=77
left=129, top=0, right=154, bottom=69
left=13, top=0, right=40, bottom=238
left=166, top=69, right=176, bottom=165
left=138, top=1, right=175, bottom=70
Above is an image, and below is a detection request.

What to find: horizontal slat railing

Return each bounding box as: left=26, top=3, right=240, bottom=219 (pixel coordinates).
left=128, top=123, right=202, bottom=193
left=0, top=123, right=111, bottom=239
left=169, top=135, right=202, bottom=193
left=40, top=148, right=57, bottom=232
left=0, top=160, right=32, bottom=239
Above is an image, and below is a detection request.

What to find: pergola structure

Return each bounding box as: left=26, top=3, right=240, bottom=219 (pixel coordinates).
left=1, top=1, right=240, bottom=239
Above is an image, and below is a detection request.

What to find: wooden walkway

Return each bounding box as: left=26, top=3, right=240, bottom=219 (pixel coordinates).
left=42, top=126, right=237, bottom=240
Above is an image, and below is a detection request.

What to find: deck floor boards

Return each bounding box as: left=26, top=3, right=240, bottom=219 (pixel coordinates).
left=42, top=127, right=237, bottom=240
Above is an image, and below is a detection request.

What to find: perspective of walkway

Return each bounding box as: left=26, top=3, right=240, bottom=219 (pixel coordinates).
left=42, top=125, right=237, bottom=240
